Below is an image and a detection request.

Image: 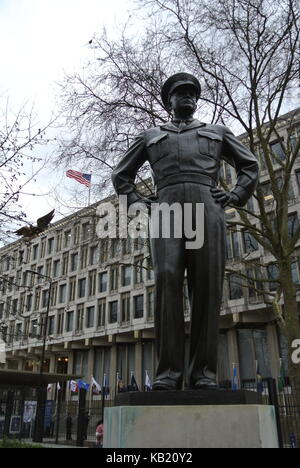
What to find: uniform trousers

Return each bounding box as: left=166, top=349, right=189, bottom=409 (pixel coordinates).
left=150, top=182, right=226, bottom=387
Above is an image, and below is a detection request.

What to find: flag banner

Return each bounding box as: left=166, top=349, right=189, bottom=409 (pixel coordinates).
left=57, top=382, right=61, bottom=391
left=47, top=384, right=52, bottom=392
left=130, top=372, right=140, bottom=392
left=103, top=373, right=110, bottom=398
left=231, top=364, right=239, bottom=391
left=91, top=376, right=101, bottom=395
left=66, top=170, right=92, bottom=188
left=78, top=380, right=90, bottom=391
left=116, top=372, right=126, bottom=393
left=278, top=358, right=285, bottom=392
left=69, top=380, right=78, bottom=393
left=255, top=361, right=264, bottom=394
left=145, top=370, right=152, bottom=391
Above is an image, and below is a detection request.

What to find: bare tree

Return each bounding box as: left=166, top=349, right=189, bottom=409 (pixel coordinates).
left=57, top=0, right=300, bottom=376
left=0, top=97, right=54, bottom=243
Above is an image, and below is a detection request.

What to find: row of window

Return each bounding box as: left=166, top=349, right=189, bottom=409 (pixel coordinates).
left=227, top=257, right=300, bottom=300
left=226, top=212, right=299, bottom=260
left=2, top=290, right=155, bottom=345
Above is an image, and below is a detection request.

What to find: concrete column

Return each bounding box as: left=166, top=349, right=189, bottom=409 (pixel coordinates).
left=227, top=329, right=241, bottom=384
left=266, top=324, right=280, bottom=378
left=135, top=341, right=142, bottom=389
left=110, top=344, right=117, bottom=399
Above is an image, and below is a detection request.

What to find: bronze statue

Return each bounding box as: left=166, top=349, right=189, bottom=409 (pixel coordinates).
left=112, top=72, right=259, bottom=390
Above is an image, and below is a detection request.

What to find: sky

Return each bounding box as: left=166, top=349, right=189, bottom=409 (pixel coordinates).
left=0, top=0, right=133, bottom=236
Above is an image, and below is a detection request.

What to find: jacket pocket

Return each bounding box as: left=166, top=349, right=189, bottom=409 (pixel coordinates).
left=197, top=130, right=222, bottom=156
left=146, top=132, right=169, bottom=164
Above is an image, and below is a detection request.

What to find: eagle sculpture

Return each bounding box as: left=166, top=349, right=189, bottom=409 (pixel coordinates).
left=14, top=209, right=55, bottom=242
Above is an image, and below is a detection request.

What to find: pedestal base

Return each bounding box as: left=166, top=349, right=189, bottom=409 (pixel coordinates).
left=104, top=404, right=279, bottom=448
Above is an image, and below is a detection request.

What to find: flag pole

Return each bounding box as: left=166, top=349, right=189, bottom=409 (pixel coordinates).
left=88, top=186, right=91, bottom=207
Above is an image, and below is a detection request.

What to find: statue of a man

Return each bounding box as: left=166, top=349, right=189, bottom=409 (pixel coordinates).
left=112, top=72, right=259, bottom=391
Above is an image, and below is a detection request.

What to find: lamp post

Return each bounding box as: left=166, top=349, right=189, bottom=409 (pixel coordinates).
left=26, top=269, right=52, bottom=443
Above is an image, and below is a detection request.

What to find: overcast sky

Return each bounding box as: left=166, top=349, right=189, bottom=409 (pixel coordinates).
left=0, top=0, right=133, bottom=234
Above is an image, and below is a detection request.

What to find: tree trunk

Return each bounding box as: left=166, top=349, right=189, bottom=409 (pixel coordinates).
left=280, top=261, right=300, bottom=379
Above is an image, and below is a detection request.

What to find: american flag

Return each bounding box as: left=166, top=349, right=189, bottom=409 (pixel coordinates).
left=66, top=170, right=92, bottom=187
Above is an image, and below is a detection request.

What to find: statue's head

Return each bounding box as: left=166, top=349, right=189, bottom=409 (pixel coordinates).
left=161, top=72, right=201, bottom=117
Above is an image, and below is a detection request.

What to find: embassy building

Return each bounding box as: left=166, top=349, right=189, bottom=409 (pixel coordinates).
left=1, top=109, right=300, bottom=399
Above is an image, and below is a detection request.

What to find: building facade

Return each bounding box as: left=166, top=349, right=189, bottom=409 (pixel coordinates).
left=1, top=109, right=300, bottom=399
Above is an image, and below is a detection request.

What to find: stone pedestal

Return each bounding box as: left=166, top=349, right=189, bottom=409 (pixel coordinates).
left=104, top=391, right=278, bottom=448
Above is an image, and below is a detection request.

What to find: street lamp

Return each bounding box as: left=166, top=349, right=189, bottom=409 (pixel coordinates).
left=25, top=269, right=52, bottom=443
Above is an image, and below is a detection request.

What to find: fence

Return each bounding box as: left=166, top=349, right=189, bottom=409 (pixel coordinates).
left=1, top=379, right=300, bottom=447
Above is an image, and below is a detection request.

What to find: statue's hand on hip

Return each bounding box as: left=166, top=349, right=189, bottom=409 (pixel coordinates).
left=210, top=187, right=240, bottom=208
left=127, top=192, right=158, bottom=211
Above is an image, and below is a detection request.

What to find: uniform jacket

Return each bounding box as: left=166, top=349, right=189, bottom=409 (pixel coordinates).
left=111, top=119, right=259, bottom=206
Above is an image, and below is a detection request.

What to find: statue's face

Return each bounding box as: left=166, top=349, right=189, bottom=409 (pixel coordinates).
left=169, top=84, right=197, bottom=116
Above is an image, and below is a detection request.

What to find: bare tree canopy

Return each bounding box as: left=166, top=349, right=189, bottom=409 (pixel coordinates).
left=57, top=0, right=300, bottom=375
left=0, top=98, right=54, bottom=243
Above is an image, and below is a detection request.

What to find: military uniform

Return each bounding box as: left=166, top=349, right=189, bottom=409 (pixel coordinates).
left=112, top=75, right=259, bottom=390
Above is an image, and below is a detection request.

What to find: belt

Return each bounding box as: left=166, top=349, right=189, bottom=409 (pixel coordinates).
left=156, top=173, right=217, bottom=191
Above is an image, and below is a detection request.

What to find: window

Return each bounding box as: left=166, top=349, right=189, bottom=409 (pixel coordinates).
left=110, top=266, right=119, bottom=291
left=246, top=197, right=254, bottom=212
left=295, top=170, right=300, bottom=193
left=80, top=245, right=88, bottom=269
left=99, top=272, right=108, bottom=293
left=31, top=320, right=38, bottom=337
left=15, top=323, right=22, bottom=342
left=291, top=260, right=300, bottom=284
left=57, top=309, right=64, bottom=334
left=66, top=310, right=74, bottom=332
left=134, top=256, right=144, bottom=284
left=122, top=265, right=132, bottom=287
left=73, top=351, right=88, bottom=379
left=48, top=315, right=55, bottom=335
left=88, top=270, right=97, bottom=296
left=82, top=223, right=91, bottom=241
left=78, top=278, right=86, bottom=298
left=32, top=244, right=38, bottom=261
left=69, top=276, right=76, bottom=301
left=26, top=294, right=33, bottom=312
left=34, top=288, right=41, bottom=310
left=242, top=230, right=259, bottom=253
left=146, top=257, right=154, bottom=281
left=40, top=239, right=46, bottom=258
left=59, top=284, right=67, bottom=303
left=110, top=239, right=119, bottom=258
left=237, top=329, right=271, bottom=380
left=260, top=181, right=273, bottom=203
left=97, top=299, right=106, bottom=327
left=86, top=306, right=95, bottom=328
left=147, top=288, right=155, bottom=319
left=42, top=290, right=49, bottom=308
left=70, top=252, right=78, bottom=272
left=74, top=224, right=80, bottom=244
left=50, top=282, right=58, bottom=306
left=56, top=231, right=62, bottom=252
left=89, top=246, right=98, bottom=265
left=109, top=301, right=118, bottom=323
left=270, top=140, right=285, bottom=161
left=228, top=274, right=243, bottom=300
left=288, top=213, right=299, bottom=238
left=267, top=263, right=279, bottom=291
left=45, top=259, right=51, bottom=278
left=53, top=260, right=60, bottom=277
left=76, top=304, right=84, bottom=332
left=121, top=293, right=130, bottom=322
left=226, top=230, right=240, bottom=260
left=64, top=230, right=71, bottom=248
left=62, top=253, right=69, bottom=276
left=47, top=238, right=54, bottom=255
left=122, top=238, right=132, bottom=256
left=134, top=295, right=144, bottom=319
